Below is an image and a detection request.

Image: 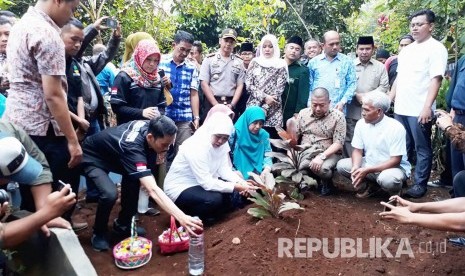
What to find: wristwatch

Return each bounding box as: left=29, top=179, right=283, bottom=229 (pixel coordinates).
left=193, top=116, right=200, bottom=120
left=319, top=153, right=327, bottom=160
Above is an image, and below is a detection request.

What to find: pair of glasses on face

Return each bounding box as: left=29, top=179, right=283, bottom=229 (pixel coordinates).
left=410, top=22, right=429, bottom=28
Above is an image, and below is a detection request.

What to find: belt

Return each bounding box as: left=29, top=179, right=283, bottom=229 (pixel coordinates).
left=454, top=109, right=465, bottom=115
left=214, top=96, right=233, bottom=105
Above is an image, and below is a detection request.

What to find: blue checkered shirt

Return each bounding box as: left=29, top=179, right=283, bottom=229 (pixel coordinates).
left=159, top=54, right=199, bottom=122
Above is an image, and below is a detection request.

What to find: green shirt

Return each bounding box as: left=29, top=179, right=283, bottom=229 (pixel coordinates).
left=0, top=121, right=52, bottom=185
left=282, top=61, right=310, bottom=123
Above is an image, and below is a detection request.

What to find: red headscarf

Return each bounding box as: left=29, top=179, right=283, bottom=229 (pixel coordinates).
left=121, top=39, right=161, bottom=88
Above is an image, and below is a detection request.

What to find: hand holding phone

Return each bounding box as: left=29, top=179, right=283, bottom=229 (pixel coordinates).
left=105, top=18, right=118, bottom=29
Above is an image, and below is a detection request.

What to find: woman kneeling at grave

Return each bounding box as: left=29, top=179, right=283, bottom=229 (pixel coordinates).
left=230, top=106, right=272, bottom=179
left=164, top=113, right=256, bottom=224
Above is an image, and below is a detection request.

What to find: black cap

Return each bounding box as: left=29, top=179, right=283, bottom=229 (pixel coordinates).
left=286, top=35, right=303, bottom=47
left=357, top=36, right=374, bottom=46
left=376, top=49, right=390, bottom=59
left=220, top=28, right=237, bottom=40
left=240, top=42, right=254, bottom=52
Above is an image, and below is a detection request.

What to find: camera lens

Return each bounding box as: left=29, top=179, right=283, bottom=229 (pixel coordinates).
left=0, top=189, right=10, bottom=205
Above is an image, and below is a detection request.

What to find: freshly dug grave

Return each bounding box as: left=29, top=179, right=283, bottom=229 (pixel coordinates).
left=75, top=183, right=464, bottom=276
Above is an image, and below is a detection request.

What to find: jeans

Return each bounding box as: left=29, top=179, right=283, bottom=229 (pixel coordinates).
left=394, top=114, right=432, bottom=188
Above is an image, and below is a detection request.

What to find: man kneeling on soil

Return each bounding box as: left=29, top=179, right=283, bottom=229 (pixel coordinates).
left=336, top=91, right=411, bottom=198
left=294, top=87, right=346, bottom=196
left=81, top=116, right=202, bottom=251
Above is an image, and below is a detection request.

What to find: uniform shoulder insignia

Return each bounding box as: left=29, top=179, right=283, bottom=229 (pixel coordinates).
left=206, top=53, right=216, bottom=58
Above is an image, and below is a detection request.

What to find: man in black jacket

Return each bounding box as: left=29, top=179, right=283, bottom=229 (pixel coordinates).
left=62, top=17, right=122, bottom=206
left=63, top=17, right=121, bottom=136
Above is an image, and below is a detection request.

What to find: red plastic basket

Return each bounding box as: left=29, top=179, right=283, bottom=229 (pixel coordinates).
left=158, top=216, right=190, bottom=254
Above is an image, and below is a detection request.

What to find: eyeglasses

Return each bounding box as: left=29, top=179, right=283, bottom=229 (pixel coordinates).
left=409, top=22, right=429, bottom=29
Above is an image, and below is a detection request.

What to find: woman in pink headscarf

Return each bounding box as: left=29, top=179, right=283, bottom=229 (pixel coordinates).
left=204, top=104, right=235, bottom=124
left=111, top=39, right=166, bottom=125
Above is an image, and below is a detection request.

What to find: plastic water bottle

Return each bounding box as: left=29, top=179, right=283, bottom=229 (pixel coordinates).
left=137, top=187, right=149, bottom=213
left=188, top=216, right=204, bottom=276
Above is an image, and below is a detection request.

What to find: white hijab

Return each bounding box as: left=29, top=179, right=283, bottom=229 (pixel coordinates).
left=253, top=34, right=287, bottom=69
left=183, top=112, right=234, bottom=158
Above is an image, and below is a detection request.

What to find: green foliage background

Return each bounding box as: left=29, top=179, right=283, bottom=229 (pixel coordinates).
left=2, top=0, right=464, bottom=57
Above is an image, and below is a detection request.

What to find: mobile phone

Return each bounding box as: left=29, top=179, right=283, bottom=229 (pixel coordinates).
left=58, top=180, right=71, bottom=195
left=158, top=69, right=165, bottom=78
left=383, top=199, right=396, bottom=212
left=190, top=121, right=197, bottom=132
left=105, top=18, right=118, bottom=29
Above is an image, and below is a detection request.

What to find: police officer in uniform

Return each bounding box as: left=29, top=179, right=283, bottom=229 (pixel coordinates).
left=199, top=28, right=245, bottom=120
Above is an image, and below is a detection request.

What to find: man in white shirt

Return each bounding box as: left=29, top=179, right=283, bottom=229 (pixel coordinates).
left=390, top=9, right=448, bottom=198
left=337, top=91, right=411, bottom=198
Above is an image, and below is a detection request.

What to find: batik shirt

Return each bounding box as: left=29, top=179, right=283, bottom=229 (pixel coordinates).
left=296, top=107, right=346, bottom=151
left=4, top=7, right=67, bottom=136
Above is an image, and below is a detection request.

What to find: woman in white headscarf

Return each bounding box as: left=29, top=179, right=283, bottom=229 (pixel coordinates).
left=245, top=34, right=288, bottom=138
left=164, top=113, right=256, bottom=224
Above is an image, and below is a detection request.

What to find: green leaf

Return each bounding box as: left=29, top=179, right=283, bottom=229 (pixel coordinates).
left=302, top=175, right=318, bottom=187
left=290, top=188, right=304, bottom=201
left=248, top=190, right=271, bottom=209
left=248, top=207, right=271, bottom=219
left=281, top=168, right=296, bottom=178
left=248, top=172, right=265, bottom=186
left=298, top=158, right=310, bottom=171
left=263, top=171, right=276, bottom=190
left=291, top=171, right=303, bottom=183
left=266, top=152, right=293, bottom=163
left=272, top=162, right=294, bottom=171
left=278, top=202, right=304, bottom=214
left=275, top=175, right=292, bottom=183
left=269, top=139, right=292, bottom=150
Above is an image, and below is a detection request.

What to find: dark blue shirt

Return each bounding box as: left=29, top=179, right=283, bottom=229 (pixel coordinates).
left=448, top=56, right=465, bottom=110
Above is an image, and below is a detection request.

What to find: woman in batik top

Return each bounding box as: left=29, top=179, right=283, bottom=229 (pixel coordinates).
left=245, top=34, right=288, bottom=138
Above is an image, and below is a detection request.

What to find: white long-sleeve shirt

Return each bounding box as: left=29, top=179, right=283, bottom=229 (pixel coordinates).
left=164, top=140, right=242, bottom=202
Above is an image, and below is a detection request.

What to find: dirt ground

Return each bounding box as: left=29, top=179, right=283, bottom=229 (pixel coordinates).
left=74, top=176, right=465, bottom=276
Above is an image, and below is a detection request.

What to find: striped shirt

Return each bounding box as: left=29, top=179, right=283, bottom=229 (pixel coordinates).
left=159, top=55, right=199, bottom=122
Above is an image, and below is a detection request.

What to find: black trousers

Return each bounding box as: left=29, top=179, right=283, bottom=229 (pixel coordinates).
left=83, top=165, right=139, bottom=234
left=30, top=132, right=80, bottom=222
left=175, top=185, right=242, bottom=224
